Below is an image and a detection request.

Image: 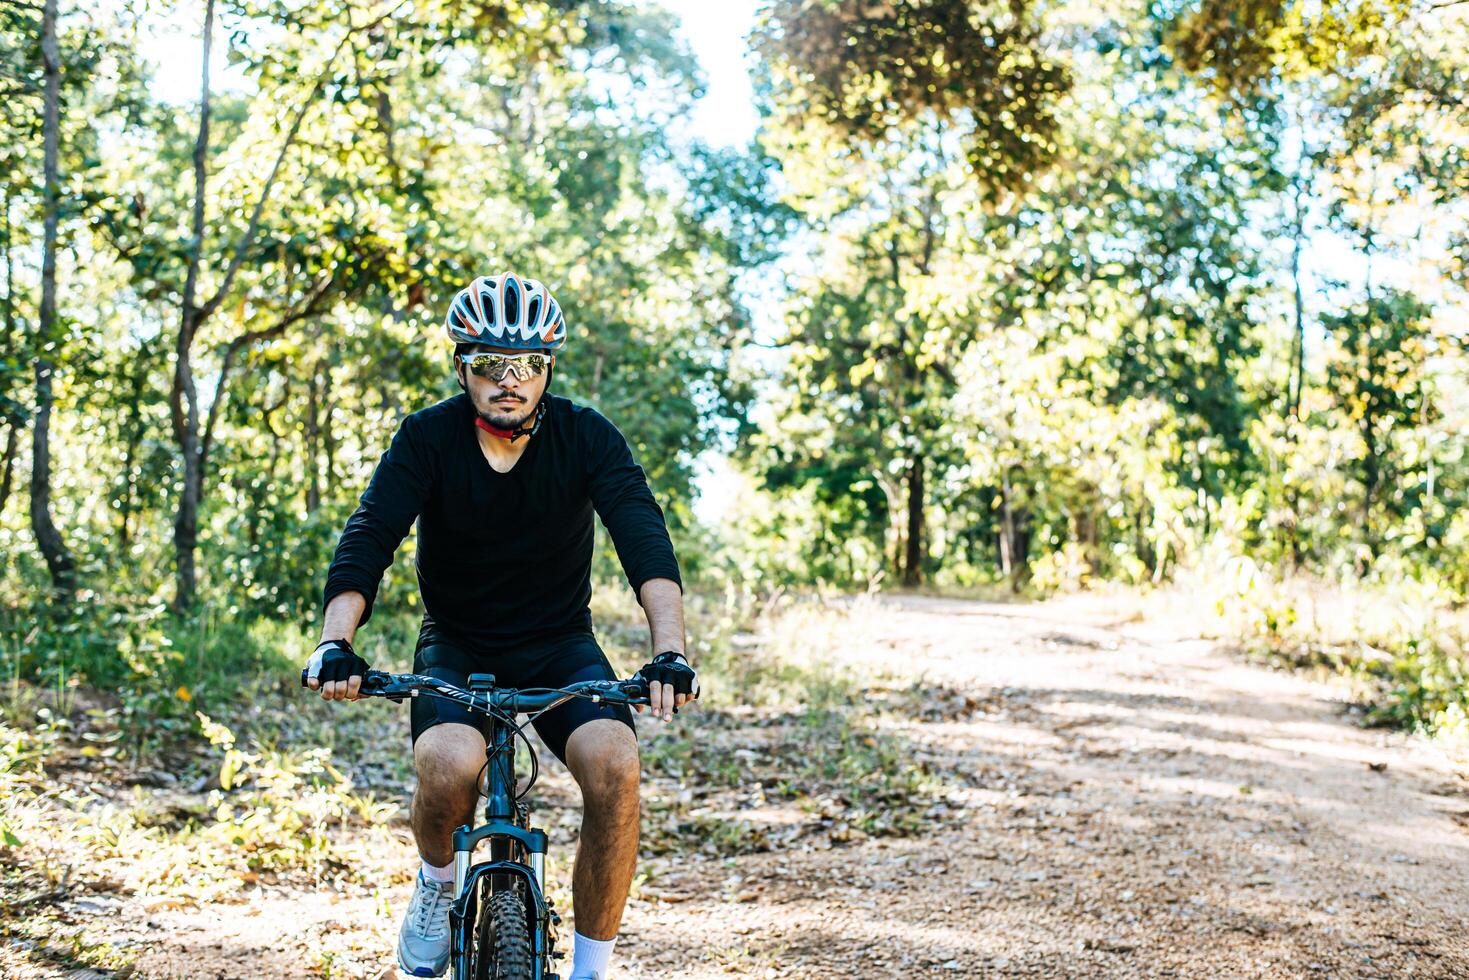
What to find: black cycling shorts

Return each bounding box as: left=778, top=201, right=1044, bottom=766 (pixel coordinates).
left=409, top=626, right=635, bottom=764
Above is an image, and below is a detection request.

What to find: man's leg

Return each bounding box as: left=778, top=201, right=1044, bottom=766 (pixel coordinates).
left=399, top=722, right=484, bottom=978
left=412, top=723, right=486, bottom=864
left=565, top=718, right=641, bottom=942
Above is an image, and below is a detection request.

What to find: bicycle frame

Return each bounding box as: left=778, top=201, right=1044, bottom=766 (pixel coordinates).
left=449, top=707, right=554, bottom=979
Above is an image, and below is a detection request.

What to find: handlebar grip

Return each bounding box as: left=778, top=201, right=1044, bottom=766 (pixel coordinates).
left=301, top=667, right=388, bottom=689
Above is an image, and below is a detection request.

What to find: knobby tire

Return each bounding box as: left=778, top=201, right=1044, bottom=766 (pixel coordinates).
left=473, top=887, right=534, bottom=980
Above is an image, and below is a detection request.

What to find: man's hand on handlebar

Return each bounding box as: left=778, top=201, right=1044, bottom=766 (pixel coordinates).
left=303, top=638, right=370, bottom=702
left=634, top=652, right=698, bottom=722
left=299, top=671, right=649, bottom=717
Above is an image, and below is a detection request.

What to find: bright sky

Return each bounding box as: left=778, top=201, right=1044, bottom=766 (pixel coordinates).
left=660, top=0, right=761, bottom=147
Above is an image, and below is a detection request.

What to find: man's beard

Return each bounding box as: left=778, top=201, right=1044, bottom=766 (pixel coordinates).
left=477, top=394, right=537, bottom=430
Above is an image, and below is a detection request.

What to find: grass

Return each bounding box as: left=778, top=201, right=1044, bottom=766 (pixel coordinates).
left=0, top=702, right=404, bottom=911
left=625, top=591, right=955, bottom=854
left=1182, top=560, right=1469, bottom=739
left=0, top=597, right=415, bottom=958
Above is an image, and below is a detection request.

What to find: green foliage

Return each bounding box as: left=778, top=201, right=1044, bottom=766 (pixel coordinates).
left=756, top=0, right=1070, bottom=189
left=0, top=589, right=307, bottom=755
left=181, top=711, right=399, bottom=880
left=635, top=594, right=954, bottom=855
left=744, top=2, right=1313, bottom=590
left=724, top=0, right=1468, bottom=614
left=1321, top=290, right=1444, bottom=554
left=2, top=0, right=775, bottom=626
left=1165, top=0, right=1423, bottom=95
left=1367, top=639, right=1469, bottom=734
left=0, top=0, right=1465, bottom=750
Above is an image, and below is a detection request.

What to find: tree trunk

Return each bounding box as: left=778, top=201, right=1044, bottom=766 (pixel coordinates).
left=1355, top=179, right=1378, bottom=567
left=174, top=350, right=203, bottom=609
left=1287, top=180, right=1306, bottom=422
left=305, top=361, right=321, bottom=514
left=1, top=188, right=17, bottom=517
left=31, top=0, right=75, bottom=598
left=1284, top=166, right=1308, bottom=569
left=0, top=423, right=17, bottom=517
left=172, top=0, right=216, bottom=611
left=1134, top=500, right=1154, bottom=575
left=901, top=454, right=924, bottom=587
left=117, top=359, right=147, bottom=552
left=998, top=473, right=1014, bottom=582
left=322, top=359, right=337, bottom=492
left=253, top=381, right=289, bottom=548
left=1360, top=418, right=1379, bottom=566
left=1286, top=104, right=1309, bottom=423
left=1075, top=497, right=1100, bottom=578
left=999, top=467, right=1027, bottom=593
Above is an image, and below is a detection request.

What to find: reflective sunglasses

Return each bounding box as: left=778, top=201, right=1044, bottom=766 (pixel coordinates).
left=458, top=351, right=552, bottom=383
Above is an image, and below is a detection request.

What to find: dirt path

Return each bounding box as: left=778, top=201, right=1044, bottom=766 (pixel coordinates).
left=7, top=593, right=1469, bottom=978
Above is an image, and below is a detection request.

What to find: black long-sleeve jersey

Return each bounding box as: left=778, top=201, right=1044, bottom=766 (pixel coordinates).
left=323, top=392, right=681, bottom=649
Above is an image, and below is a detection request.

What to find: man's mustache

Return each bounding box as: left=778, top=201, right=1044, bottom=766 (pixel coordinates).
left=487, top=393, right=525, bottom=403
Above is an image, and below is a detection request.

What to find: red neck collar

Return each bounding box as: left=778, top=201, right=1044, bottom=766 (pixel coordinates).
left=472, top=399, right=547, bottom=443
left=475, top=417, right=516, bottom=440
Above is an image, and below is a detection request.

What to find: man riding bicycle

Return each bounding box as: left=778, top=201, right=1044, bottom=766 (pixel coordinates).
left=303, top=272, right=698, bottom=979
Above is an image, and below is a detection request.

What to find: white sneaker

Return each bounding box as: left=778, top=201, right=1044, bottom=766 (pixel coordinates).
left=397, top=871, right=454, bottom=978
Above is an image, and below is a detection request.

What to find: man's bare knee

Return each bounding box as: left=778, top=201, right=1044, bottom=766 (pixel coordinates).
left=566, top=721, right=639, bottom=809
left=414, top=723, right=485, bottom=810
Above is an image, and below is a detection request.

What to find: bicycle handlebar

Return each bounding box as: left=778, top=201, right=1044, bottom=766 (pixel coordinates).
left=300, top=668, right=649, bottom=715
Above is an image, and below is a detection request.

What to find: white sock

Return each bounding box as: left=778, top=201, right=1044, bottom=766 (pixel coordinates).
left=570, top=931, right=616, bottom=979
left=421, top=858, right=454, bottom=883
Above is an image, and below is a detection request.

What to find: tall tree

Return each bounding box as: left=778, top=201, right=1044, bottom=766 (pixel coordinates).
left=72, top=0, right=769, bottom=615
left=1, top=189, right=20, bottom=519
left=756, top=0, right=1069, bottom=191
left=31, top=0, right=75, bottom=596
left=1322, top=290, right=1440, bottom=566
left=753, top=0, right=1070, bottom=586
left=165, top=0, right=409, bottom=608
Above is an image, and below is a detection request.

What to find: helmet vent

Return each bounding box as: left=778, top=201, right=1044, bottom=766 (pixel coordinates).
left=479, top=290, right=496, bottom=333
left=504, top=278, right=521, bottom=327
left=527, top=296, right=542, bottom=330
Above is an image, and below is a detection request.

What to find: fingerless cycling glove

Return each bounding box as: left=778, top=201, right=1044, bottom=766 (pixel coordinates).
left=636, top=651, right=699, bottom=698
left=308, top=638, right=370, bottom=685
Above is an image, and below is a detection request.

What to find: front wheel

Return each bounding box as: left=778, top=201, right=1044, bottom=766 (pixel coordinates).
left=473, top=886, right=534, bottom=980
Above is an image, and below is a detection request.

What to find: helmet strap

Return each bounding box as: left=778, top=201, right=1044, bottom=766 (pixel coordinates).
left=474, top=398, right=546, bottom=443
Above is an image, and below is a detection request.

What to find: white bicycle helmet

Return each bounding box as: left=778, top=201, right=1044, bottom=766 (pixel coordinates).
left=444, top=272, right=567, bottom=351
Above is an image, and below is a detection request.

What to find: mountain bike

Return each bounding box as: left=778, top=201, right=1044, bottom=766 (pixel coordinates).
left=302, top=668, right=649, bottom=980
